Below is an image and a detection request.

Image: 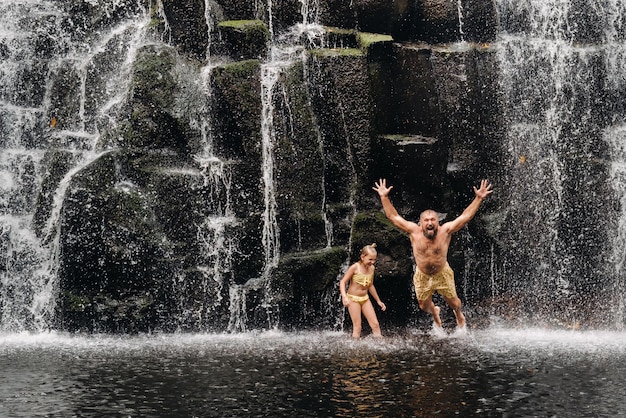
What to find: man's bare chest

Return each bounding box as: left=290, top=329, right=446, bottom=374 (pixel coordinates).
left=412, top=235, right=449, bottom=257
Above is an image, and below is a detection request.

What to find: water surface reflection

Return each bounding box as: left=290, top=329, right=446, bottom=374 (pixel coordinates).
left=1, top=328, right=624, bottom=417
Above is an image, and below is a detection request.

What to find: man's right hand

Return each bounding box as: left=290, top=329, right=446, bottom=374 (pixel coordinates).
left=473, top=179, right=493, bottom=200
left=373, top=178, right=393, bottom=197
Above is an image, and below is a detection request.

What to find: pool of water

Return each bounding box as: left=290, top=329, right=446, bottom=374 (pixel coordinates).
left=1, top=326, right=625, bottom=417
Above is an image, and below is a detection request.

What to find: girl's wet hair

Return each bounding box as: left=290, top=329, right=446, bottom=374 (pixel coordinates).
left=361, top=243, right=377, bottom=256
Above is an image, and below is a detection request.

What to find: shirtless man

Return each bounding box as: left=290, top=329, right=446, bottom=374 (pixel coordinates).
left=373, top=178, right=493, bottom=330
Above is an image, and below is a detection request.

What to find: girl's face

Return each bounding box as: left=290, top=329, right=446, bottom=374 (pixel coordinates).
left=361, top=252, right=377, bottom=267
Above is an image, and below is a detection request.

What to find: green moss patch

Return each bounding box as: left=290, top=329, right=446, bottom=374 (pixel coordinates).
left=310, top=48, right=364, bottom=58
left=356, top=32, right=393, bottom=49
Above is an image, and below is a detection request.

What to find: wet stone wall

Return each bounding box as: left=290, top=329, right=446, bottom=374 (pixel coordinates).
left=2, top=0, right=506, bottom=333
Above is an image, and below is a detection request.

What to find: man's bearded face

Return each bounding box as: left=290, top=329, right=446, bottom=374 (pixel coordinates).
left=420, top=211, right=439, bottom=239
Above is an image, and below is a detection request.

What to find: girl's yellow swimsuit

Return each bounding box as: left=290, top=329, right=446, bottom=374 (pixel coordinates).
left=347, top=272, right=374, bottom=305
left=352, top=272, right=373, bottom=287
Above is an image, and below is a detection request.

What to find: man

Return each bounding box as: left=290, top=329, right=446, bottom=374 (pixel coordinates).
left=372, top=178, right=493, bottom=330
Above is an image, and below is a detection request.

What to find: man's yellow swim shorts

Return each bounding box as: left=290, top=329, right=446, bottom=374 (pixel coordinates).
left=413, top=262, right=457, bottom=301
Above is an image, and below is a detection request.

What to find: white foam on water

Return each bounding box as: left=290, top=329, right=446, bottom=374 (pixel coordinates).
left=473, top=326, right=626, bottom=355
left=2, top=326, right=624, bottom=358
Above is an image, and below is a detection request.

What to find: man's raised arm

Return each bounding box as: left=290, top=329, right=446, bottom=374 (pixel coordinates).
left=372, top=179, right=416, bottom=233
left=445, top=179, right=493, bottom=234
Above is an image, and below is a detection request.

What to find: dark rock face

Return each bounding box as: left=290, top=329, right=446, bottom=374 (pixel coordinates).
left=161, top=0, right=210, bottom=59
left=58, top=151, right=189, bottom=332
left=216, top=20, right=270, bottom=60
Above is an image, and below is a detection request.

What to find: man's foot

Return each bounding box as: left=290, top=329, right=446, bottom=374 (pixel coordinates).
left=432, top=305, right=443, bottom=328
left=451, top=325, right=468, bottom=338
left=430, top=321, right=447, bottom=338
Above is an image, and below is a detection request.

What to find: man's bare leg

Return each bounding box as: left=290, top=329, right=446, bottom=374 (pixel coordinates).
left=445, top=296, right=466, bottom=328
left=453, top=308, right=466, bottom=328
left=419, top=298, right=442, bottom=328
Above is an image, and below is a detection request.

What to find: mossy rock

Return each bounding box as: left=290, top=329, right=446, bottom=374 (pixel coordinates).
left=56, top=149, right=218, bottom=332
left=356, top=31, right=393, bottom=51
left=159, top=0, right=210, bottom=59
left=273, top=246, right=347, bottom=296
left=350, top=210, right=412, bottom=278
left=318, top=29, right=394, bottom=67
left=58, top=290, right=157, bottom=333
left=310, top=48, right=364, bottom=58
left=217, top=20, right=270, bottom=60
left=323, top=27, right=359, bottom=49
left=211, top=59, right=262, bottom=160
left=117, top=45, right=189, bottom=153
left=272, top=60, right=329, bottom=253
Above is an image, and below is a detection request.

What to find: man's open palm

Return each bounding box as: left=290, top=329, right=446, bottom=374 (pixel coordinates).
left=474, top=179, right=493, bottom=199
left=373, top=178, right=393, bottom=197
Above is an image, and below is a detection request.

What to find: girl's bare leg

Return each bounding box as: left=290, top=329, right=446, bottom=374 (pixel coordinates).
left=361, top=300, right=382, bottom=337
left=347, top=302, right=363, bottom=338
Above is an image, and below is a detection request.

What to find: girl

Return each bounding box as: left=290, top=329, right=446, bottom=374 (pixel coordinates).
left=339, top=243, right=386, bottom=338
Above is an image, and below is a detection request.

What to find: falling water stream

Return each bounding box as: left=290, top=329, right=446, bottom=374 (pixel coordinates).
left=600, top=0, right=626, bottom=326
left=227, top=1, right=328, bottom=331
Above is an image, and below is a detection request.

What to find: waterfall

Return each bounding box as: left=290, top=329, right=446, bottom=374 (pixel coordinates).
left=267, top=0, right=275, bottom=39
left=300, top=0, right=320, bottom=26
left=0, top=1, right=60, bottom=331
left=227, top=284, right=248, bottom=332
left=203, top=0, right=214, bottom=61
left=157, top=3, right=238, bottom=330
left=260, top=62, right=282, bottom=277
left=497, top=0, right=584, bottom=301
left=261, top=8, right=325, bottom=262
left=154, top=0, right=172, bottom=45
left=495, top=1, right=567, bottom=314
left=221, top=45, right=273, bottom=330
left=495, top=0, right=626, bottom=325
left=0, top=0, right=335, bottom=333
left=299, top=0, right=330, bottom=249
left=0, top=0, right=148, bottom=331
left=602, top=1, right=626, bottom=327
left=605, top=126, right=626, bottom=327
left=223, top=1, right=326, bottom=331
